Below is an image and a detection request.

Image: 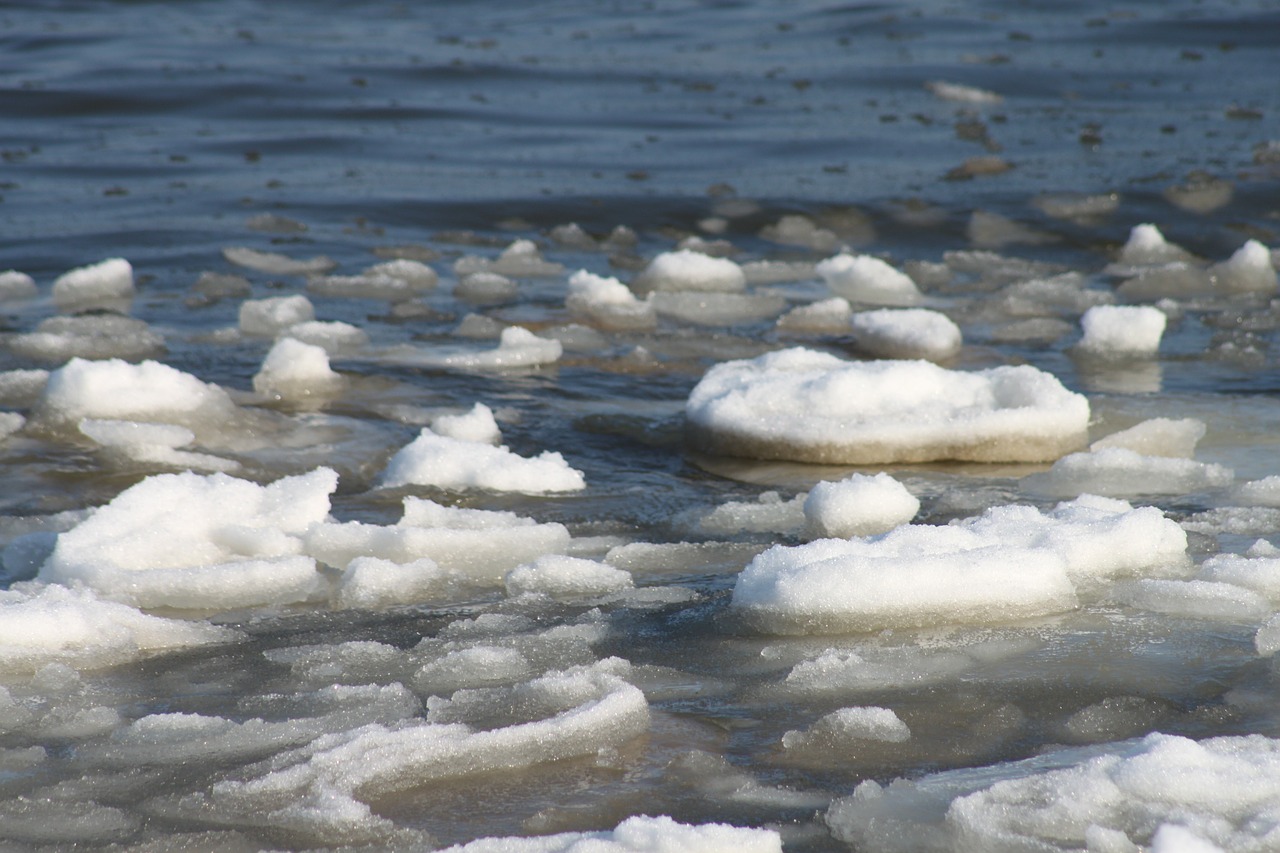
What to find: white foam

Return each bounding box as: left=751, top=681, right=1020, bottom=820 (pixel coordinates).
left=849, top=308, right=962, bottom=361
left=438, top=815, right=782, bottom=853
left=1030, top=447, right=1233, bottom=497
left=379, top=428, right=584, bottom=493
left=505, top=555, right=634, bottom=598
left=1076, top=305, right=1167, bottom=356
left=1091, top=418, right=1206, bottom=458
left=39, top=358, right=236, bottom=430
left=733, top=496, right=1186, bottom=633
left=239, top=294, right=316, bottom=336
left=0, top=584, right=235, bottom=673
left=253, top=337, right=344, bottom=400
left=804, top=473, right=920, bottom=538
left=815, top=254, right=922, bottom=306
left=51, top=258, right=135, bottom=307
left=782, top=707, right=911, bottom=751
left=686, top=348, right=1090, bottom=464
left=632, top=249, right=746, bottom=293
left=431, top=403, right=502, bottom=444
left=41, top=468, right=336, bottom=609
left=565, top=270, right=657, bottom=330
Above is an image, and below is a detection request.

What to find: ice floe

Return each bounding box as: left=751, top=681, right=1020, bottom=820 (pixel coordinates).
left=685, top=348, right=1089, bottom=464
left=239, top=294, right=316, bottom=337
left=565, top=269, right=657, bottom=330
left=379, top=427, right=584, bottom=493
left=253, top=337, right=344, bottom=401
left=1075, top=304, right=1167, bottom=357
left=849, top=307, right=962, bottom=361
left=51, top=258, right=135, bottom=308
left=816, top=253, right=922, bottom=306
left=439, top=815, right=782, bottom=853
left=803, top=473, right=920, bottom=539
left=632, top=249, right=746, bottom=293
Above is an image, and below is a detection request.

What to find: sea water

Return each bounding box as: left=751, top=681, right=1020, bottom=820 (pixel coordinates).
left=1, top=0, right=1280, bottom=849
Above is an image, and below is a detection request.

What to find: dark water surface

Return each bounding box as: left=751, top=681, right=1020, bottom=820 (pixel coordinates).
left=2, top=0, right=1280, bottom=850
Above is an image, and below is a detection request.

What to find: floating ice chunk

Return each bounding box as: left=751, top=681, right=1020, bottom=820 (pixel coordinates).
left=686, top=348, right=1090, bottom=464
left=41, top=468, right=336, bottom=609
left=782, top=707, right=911, bottom=753
left=253, top=337, right=344, bottom=400
left=804, top=473, right=919, bottom=538
left=439, top=815, right=783, bottom=853
left=239, top=294, right=316, bottom=336
left=335, top=556, right=449, bottom=609
left=441, top=326, right=562, bottom=370
left=997, top=272, right=1113, bottom=319
left=204, top=661, right=648, bottom=841
left=1091, top=418, right=1206, bottom=459
left=1076, top=305, right=1166, bottom=357
left=455, top=239, right=565, bottom=278
left=0, top=270, right=37, bottom=301
left=1115, top=263, right=1211, bottom=301
left=1115, top=579, right=1268, bottom=621
left=850, top=308, right=962, bottom=361
left=380, top=428, right=584, bottom=493
left=1113, top=223, right=1197, bottom=269
left=632, top=249, right=746, bottom=294
left=816, top=254, right=922, bottom=306
left=0, top=412, right=24, bottom=441
left=78, top=418, right=238, bottom=474
left=363, top=258, right=438, bottom=289
left=431, top=403, right=502, bottom=444
left=416, top=645, right=533, bottom=694
left=455, top=271, right=518, bottom=303
left=776, top=297, right=852, bottom=333
left=0, top=584, right=235, bottom=673
left=830, top=733, right=1280, bottom=853
left=1255, top=614, right=1280, bottom=656
left=280, top=320, right=368, bottom=353
left=9, top=314, right=165, bottom=362
left=759, top=214, right=841, bottom=251
left=39, top=358, right=236, bottom=430
left=925, top=80, right=1003, bottom=104
left=51, top=258, right=134, bottom=307
left=565, top=270, right=656, bottom=330
left=399, top=497, right=539, bottom=530
left=222, top=247, right=336, bottom=275
left=505, top=555, right=633, bottom=598
left=743, top=259, right=818, bottom=285
left=1208, top=239, right=1278, bottom=294
left=700, top=491, right=807, bottom=535
left=1237, top=475, right=1280, bottom=507
left=1199, top=553, right=1280, bottom=601
left=734, top=495, right=1185, bottom=634
left=1029, top=447, right=1233, bottom=497
left=785, top=647, right=977, bottom=693
left=307, top=273, right=417, bottom=302
left=650, top=291, right=786, bottom=325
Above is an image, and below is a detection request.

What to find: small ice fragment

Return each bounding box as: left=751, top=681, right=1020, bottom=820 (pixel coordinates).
left=776, top=297, right=852, bottom=333
left=1076, top=305, right=1166, bottom=357
left=253, top=337, right=344, bottom=400
left=782, top=707, right=911, bottom=751
left=222, top=247, right=336, bottom=275
left=816, top=254, right=922, bottom=306
left=379, top=429, right=585, bottom=493
left=1030, top=448, right=1232, bottom=497
left=505, top=555, right=633, bottom=598
left=437, top=815, right=782, bottom=853
left=1208, top=239, right=1277, bottom=294
left=632, top=249, right=746, bottom=293
left=565, top=270, right=657, bottom=330
left=430, top=403, right=502, bottom=445
left=10, top=315, right=165, bottom=362
left=51, top=258, right=134, bottom=307
left=0, top=270, right=38, bottom=301
left=363, top=258, right=438, bottom=289
left=1114, top=223, right=1197, bottom=268
left=454, top=272, right=518, bottom=303
left=804, top=473, right=920, bottom=538
left=925, top=80, right=1003, bottom=104
left=39, top=358, right=236, bottom=430
left=850, top=308, right=962, bottom=361
left=239, top=294, right=316, bottom=336
left=1091, top=418, right=1205, bottom=459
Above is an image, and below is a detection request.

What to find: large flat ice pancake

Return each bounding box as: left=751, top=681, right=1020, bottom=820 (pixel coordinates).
left=685, top=348, right=1089, bottom=464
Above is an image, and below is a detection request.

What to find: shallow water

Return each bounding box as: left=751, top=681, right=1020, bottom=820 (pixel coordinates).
left=2, top=0, right=1280, bottom=850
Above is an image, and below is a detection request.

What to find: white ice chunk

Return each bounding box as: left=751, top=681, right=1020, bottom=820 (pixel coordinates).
left=686, top=348, right=1090, bottom=464
left=1091, top=418, right=1206, bottom=458
left=1237, top=475, right=1280, bottom=507
left=0, top=270, right=37, bottom=301
left=10, top=315, right=165, bottom=362
left=399, top=497, right=541, bottom=531
left=280, top=320, right=369, bottom=353
left=1208, top=239, right=1278, bottom=294
left=850, top=308, right=962, bottom=361
left=431, top=403, right=502, bottom=445
left=776, top=297, right=853, bottom=333
left=632, top=249, right=746, bottom=293
left=565, top=270, right=657, bottom=331
left=440, top=326, right=562, bottom=370
left=1076, top=305, right=1166, bottom=357
left=455, top=271, right=518, bottom=303
left=1114, top=223, right=1197, bottom=268
left=759, top=214, right=841, bottom=251
left=335, top=557, right=450, bottom=609
left=782, top=707, right=911, bottom=751
left=1255, top=614, right=1280, bottom=656
left=815, top=254, right=922, bottom=306
left=1200, top=553, right=1280, bottom=601
left=78, top=418, right=238, bottom=474
left=925, top=80, right=1003, bottom=104
left=222, top=247, right=335, bottom=276
left=1115, top=579, right=1268, bottom=621
left=0, top=584, right=235, bottom=673
left=51, top=258, right=134, bottom=307
left=307, top=273, right=417, bottom=302
left=785, top=647, right=977, bottom=693
left=239, top=294, right=316, bottom=336
left=253, top=337, right=344, bottom=400
left=505, top=555, right=634, bottom=599
left=362, top=258, right=438, bottom=289
left=1031, top=448, right=1233, bottom=497
left=734, top=495, right=1185, bottom=634
left=39, top=358, right=236, bottom=429
left=804, top=473, right=920, bottom=538
left=700, top=491, right=807, bottom=536
left=649, top=291, right=786, bottom=325
left=379, top=428, right=584, bottom=493
left=454, top=239, right=565, bottom=278
left=438, top=815, right=782, bottom=853
left=41, top=468, right=336, bottom=610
